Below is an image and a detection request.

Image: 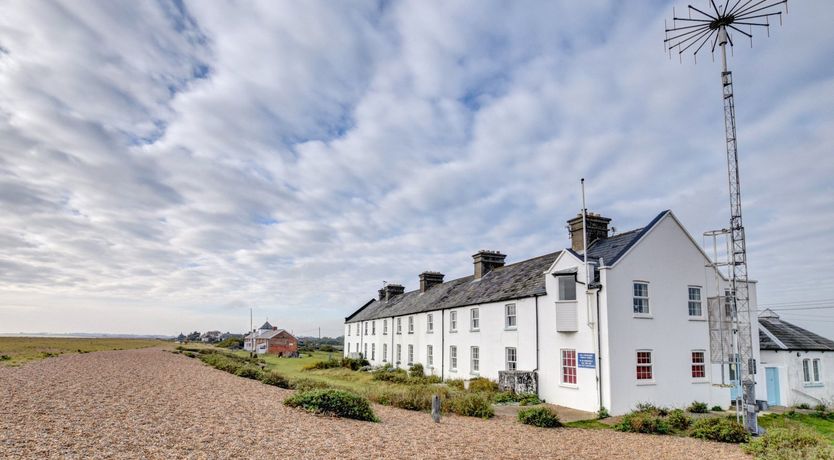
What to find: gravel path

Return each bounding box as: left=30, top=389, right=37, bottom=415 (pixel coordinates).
left=0, top=348, right=750, bottom=459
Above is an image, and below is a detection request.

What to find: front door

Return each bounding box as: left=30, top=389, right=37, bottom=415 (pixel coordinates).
left=766, top=367, right=781, bottom=406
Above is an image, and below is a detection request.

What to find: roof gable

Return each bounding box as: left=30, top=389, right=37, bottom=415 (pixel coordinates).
left=759, top=316, right=834, bottom=351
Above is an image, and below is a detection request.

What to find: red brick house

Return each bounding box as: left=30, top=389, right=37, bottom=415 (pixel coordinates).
left=244, top=321, right=298, bottom=356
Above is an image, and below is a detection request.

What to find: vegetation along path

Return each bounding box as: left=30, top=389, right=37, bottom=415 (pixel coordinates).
left=0, top=348, right=749, bottom=459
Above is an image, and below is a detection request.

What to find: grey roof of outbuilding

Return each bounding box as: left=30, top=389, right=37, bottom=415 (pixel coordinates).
left=345, top=251, right=561, bottom=323
left=758, top=316, right=834, bottom=351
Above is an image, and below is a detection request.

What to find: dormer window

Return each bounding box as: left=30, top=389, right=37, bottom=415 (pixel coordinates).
left=557, top=276, right=576, bottom=301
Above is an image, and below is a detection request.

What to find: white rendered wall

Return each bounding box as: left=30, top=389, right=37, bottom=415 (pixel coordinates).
left=760, top=350, right=834, bottom=407
left=601, top=214, right=732, bottom=415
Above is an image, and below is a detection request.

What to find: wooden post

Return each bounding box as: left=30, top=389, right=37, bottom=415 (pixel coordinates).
left=431, top=395, right=441, bottom=423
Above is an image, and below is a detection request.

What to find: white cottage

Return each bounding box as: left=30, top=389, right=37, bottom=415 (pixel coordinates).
left=758, top=309, right=834, bottom=407
left=344, top=210, right=764, bottom=415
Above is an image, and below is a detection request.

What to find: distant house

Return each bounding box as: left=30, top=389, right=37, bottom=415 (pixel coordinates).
left=244, top=321, right=298, bottom=356
left=201, top=330, right=222, bottom=343
left=758, top=309, right=834, bottom=407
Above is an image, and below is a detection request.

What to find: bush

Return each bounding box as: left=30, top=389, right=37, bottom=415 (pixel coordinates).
left=284, top=389, right=379, bottom=422
left=743, top=426, right=834, bottom=460
left=468, top=377, right=499, bottom=393
left=687, top=401, right=709, bottom=414
left=667, top=409, right=692, bottom=431
left=372, top=366, right=410, bottom=383
left=184, top=351, right=198, bottom=358
left=689, top=417, right=749, bottom=443
left=304, top=359, right=341, bottom=371
left=290, top=378, right=330, bottom=392
left=446, top=379, right=465, bottom=390
left=518, top=393, right=543, bottom=406
left=408, top=363, right=424, bottom=378
left=341, top=357, right=369, bottom=371
left=235, top=365, right=265, bottom=380
left=635, top=402, right=669, bottom=416
left=711, top=405, right=724, bottom=412
left=614, top=411, right=671, bottom=435
left=215, top=337, right=243, bottom=349
left=597, top=407, right=610, bottom=419
left=260, top=371, right=291, bottom=388
left=449, top=392, right=494, bottom=419
left=494, top=391, right=517, bottom=404
left=518, top=407, right=562, bottom=428
left=370, top=385, right=445, bottom=412
left=813, top=403, right=827, bottom=413
left=0, top=355, right=10, bottom=361
left=796, top=403, right=811, bottom=410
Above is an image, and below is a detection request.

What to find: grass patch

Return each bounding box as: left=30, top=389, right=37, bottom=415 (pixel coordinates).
left=284, top=389, right=379, bottom=422
left=565, top=419, right=611, bottom=430
left=744, top=426, right=834, bottom=459
left=0, top=337, right=164, bottom=366
left=759, top=412, right=834, bottom=444
left=518, top=407, right=561, bottom=428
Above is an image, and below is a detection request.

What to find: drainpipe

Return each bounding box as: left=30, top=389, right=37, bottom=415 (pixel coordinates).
left=596, top=287, right=604, bottom=412
left=441, top=310, right=445, bottom=381
left=391, top=318, right=394, bottom=366
left=535, top=294, right=541, bottom=398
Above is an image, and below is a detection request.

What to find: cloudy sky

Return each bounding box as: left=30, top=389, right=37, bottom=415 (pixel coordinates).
left=1, top=0, right=832, bottom=338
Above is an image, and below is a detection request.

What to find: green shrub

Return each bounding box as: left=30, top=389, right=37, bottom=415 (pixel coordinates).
left=372, top=366, right=410, bottom=383
left=635, top=402, right=669, bottom=416
left=235, top=365, right=265, bottom=380
left=687, top=401, right=709, bottom=414
left=446, top=378, right=465, bottom=390
left=215, top=337, right=243, bottom=348
left=597, top=407, right=610, bottom=419
left=370, top=385, right=444, bottom=411
left=518, top=393, right=543, bottom=406
left=667, top=409, right=692, bottom=431
left=614, top=411, right=671, bottom=435
left=304, top=359, right=341, bottom=371
left=340, top=357, right=369, bottom=371
left=284, top=389, right=379, bottom=422
left=449, top=392, right=494, bottom=418
left=184, top=351, right=198, bottom=358
left=813, top=403, right=827, bottom=413
left=0, top=355, right=11, bottom=361
left=711, top=405, right=724, bottom=412
left=743, top=426, right=834, bottom=460
left=424, top=375, right=442, bottom=384
left=290, top=378, right=331, bottom=392
left=689, top=417, right=749, bottom=443
left=796, top=403, right=811, bottom=410
left=518, top=407, right=562, bottom=428
left=468, top=377, right=499, bottom=393
left=494, top=391, right=517, bottom=404
left=408, top=363, right=424, bottom=378
left=260, top=371, right=291, bottom=388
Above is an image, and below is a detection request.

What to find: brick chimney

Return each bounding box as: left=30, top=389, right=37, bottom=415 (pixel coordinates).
left=419, top=271, right=444, bottom=292
left=383, top=283, right=405, bottom=301
left=567, top=212, right=611, bottom=253
left=378, top=288, right=386, bottom=301
left=472, top=250, right=506, bottom=279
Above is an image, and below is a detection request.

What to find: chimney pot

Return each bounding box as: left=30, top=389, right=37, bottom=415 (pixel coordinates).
left=383, top=283, right=405, bottom=301
left=419, top=271, right=444, bottom=292
left=472, top=250, right=506, bottom=279
left=567, top=212, right=612, bottom=252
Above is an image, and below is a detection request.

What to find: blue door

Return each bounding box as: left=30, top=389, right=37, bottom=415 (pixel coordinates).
left=766, top=367, right=781, bottom=406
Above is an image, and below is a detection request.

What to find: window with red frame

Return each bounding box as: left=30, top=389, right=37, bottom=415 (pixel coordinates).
left=561, top=349, right=577, bottom=384
left=691, top=351, right=706, bottom=378
left=636, top=351, right=653, bottom=380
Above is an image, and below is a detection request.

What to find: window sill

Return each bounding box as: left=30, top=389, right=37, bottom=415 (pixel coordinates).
left=555, top=299, right=577, bottom=303
left=470, top=329, right=480, bottom=333
left=470, top=372, right=480, bottom=377
left=688, top=317, right=707, bottom=322
left=804, top=383, right=824, bottom=388
left=691, top=379, right=710, bottom=384
left=449, top=330, right=458, bottom=334
left=633, top=314, right=653, bottom=319
left=504, top=327, right=518, bottom=331
left=636, top=381, right=656, bottom=386
left=408, top=332, right=414, bottom=335
left=427, top=331, right=434, bottom=334
left=559, top=383, right=579, bottom=389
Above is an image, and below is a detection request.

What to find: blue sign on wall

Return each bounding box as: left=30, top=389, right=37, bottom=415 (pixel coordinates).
left=578, top=353, right=596, bottom=369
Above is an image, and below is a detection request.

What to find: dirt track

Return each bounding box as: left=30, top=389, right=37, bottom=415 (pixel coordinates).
left=0, top=348, right=749, bottom=459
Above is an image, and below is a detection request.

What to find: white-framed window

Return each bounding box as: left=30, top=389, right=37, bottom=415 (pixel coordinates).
left=803, top=358, right=822, bottom=384
left=636, top=350, right=653, bottom=381
left=427, top=345, right=433, bottom=367
left=450, top=311, right=458, bottom=332
left=408, top=316, right=414, bottom=334
left=382, top=343, right=388, bottom=362
left=396, top=344, right=402, bottom=364
left=364, top=322, right=368, bottom=335
left=471, top=346, right=480, bottom=373
left=372, top=320, right=376, bottom=335
left=558, top=276, right=577, bottom=301
left=633, top=282, right=650, bottom=315
left=383, top=319, right=388, bottom=335
left=364, top=343, right=368, bottom=359
left=505, top=303, right=517, bottom=329
left=470, top=308, right=480, bottom=331
left=397, top=317, right=402, bottom=334
left=561, top=349, right=577, bottom=384
left=371, top=343, right=376, bottom=361
left=506, top=347, right=517, bottom=371
left=450, top=346, right=458, bottom=370
left=408, top=344, right=414, bottom=365
left=691, top=350, right=706, bottom=379
left=688, top=286, right=702, bottom=317
left=427, top=313, right=434, bottom=333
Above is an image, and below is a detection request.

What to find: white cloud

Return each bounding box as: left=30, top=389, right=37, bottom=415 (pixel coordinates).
left=0, top=0, right=833, bottom=338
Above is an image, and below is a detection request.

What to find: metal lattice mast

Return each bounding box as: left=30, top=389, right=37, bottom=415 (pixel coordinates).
left=665, top=0, right=788, bottom=434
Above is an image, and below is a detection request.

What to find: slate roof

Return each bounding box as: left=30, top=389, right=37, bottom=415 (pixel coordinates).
left=568, top=210, right=669, bottom=266
left=345, top=251, right=561, bottom=322
left=758, top=314, right=834, bottom=351
left=259, top=321, right=273, bottom=330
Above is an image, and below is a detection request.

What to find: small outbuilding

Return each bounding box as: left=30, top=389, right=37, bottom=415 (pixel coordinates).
left=244, top=321, right=298, bottom=356
left=758, top=309, right=834, bottom=407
